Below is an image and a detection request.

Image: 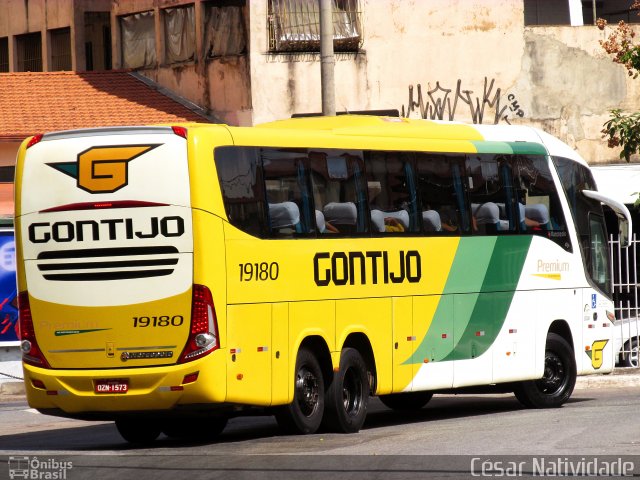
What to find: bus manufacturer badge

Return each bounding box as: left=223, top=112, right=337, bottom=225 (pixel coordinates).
left=120, top=351, right=173, bottom=362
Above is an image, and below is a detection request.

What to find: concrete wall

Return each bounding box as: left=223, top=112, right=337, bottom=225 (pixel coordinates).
left=0, top=0, right=111, bottom=71
left=3, top=0, right=639, bottom=163
left=247, top=0, right=638, bottom=164
left=0, top=143, right=19, bottom=168
left=111, top=0, right=252, bottom=126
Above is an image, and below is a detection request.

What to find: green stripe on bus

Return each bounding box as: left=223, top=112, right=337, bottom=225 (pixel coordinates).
left=470, top=141, right=514, bottom=154
left=405, top=236, right=532, bottom=364
left=507, top=142, right=548, bottom=156
left=405, top=237, right=495, bottom=364
left=470, top=141, right=547, bottom=156
left=443, top=236, right=532, bottom=361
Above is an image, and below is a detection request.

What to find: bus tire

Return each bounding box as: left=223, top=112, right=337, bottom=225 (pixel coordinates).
left=115, top=418, right=161, bottom=444
left=162, top=416, right=228, bottom=440
left=379, top=391, right=433, bottom=411
left=322, top=347, right=369, bottom=433
left=622, top=337, right=639, bottom=368
left=514, top=333, right=576, bottom=408
left=275, top=347, right=325, bottom=434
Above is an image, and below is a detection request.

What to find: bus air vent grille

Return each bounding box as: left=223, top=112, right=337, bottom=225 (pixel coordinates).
left=35, top=246, right=179, bottom=281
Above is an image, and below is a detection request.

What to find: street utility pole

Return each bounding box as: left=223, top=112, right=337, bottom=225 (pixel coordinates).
left=320, top=0, right=336, bottom=116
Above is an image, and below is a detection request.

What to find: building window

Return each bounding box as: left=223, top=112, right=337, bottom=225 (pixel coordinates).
left=0, top=166, right=14, bottom=226
left=0, top=37, right=8, bottom=72
left=85, top=12, right=112, bottom=71
left=16, top=32, right=42, bottom=72
left=583, top=0, right=640, bottom=24
left=164, top=5, right=196, bottom=63
left=525, top=0, right=640, bottom=26
left=120, top=11, right=156, bottom=69
left=204, top=0, right=246, bottom=57
left=268, top=0, right=362, bottom=53
left=50, top=28, right=72, bottom=71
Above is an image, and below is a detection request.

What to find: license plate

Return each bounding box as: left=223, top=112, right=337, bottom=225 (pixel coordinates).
left=94, top=379, right=129, bottom=394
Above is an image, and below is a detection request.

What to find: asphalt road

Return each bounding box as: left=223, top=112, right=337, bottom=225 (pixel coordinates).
left=1, top=387, right=639, bottom=479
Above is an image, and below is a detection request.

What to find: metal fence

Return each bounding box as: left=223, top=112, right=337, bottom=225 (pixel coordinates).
left=609, top=234, right=640, bottom=368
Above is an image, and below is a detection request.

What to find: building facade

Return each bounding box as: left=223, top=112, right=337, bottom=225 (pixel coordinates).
left=2, top=0, right=640, bottom=163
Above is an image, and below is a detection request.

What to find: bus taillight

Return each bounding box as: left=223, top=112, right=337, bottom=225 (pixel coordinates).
left=179, top=284, right=219, bottom=363
left=18, top=292, right=51, bottom=368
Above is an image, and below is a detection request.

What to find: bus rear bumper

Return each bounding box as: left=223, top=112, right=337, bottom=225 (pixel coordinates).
left=22, top=354, right=227, bottom=418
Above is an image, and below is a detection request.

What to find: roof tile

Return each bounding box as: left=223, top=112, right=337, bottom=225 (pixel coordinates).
left=0, top=71, right=210, bottom=140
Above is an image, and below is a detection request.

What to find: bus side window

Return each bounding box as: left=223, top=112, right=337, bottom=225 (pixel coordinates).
left=514, top=155, right=569, bottom=249
left=364, top=151, right=418, bottom=234
left=466, top=154, right=517, bottom=235
left=310, top=150, right=369, bottom=235
left=214, top=146, right=268, bottom=238
left=261, top=149, right=315, bottom=237
left=415, top=153, right=468, bottom=235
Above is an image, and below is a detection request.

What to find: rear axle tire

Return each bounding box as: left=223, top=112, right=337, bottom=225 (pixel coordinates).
left=322, top=348, right=369, bottom=433
left=162, top=416, right=228, bottom=441
left=115, top=418, right=162, bottom=444
left=275, top=347, right=325, bottom=434
left=379, top=391, right=433, bottom=411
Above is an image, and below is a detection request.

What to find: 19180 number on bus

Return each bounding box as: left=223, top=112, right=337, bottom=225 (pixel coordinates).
left=133, top=316, right=184, bottom=327
left=239, top=262, right=279, bottom=282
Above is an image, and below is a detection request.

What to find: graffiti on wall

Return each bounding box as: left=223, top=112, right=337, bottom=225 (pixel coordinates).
left=401, top=77, right=524, bottom=125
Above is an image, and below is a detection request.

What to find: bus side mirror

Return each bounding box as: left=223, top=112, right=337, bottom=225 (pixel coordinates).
left=617, top=215, right=630, bottom=247
left=582, top=190, right=632, bottom=248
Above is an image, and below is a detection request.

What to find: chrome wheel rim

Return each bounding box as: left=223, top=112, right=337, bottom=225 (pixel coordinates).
left=296, top=366, right=320, bottom=417
left=342, top=366, right=363, bottom=417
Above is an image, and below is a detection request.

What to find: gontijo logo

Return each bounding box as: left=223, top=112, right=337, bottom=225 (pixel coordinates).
left=586, top=339, right=609, bottom=369
left=47, top=144, right=160, bottom=193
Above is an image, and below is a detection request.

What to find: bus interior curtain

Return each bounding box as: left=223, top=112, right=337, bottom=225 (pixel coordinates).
left=404, top=161, right=419, bottom=232
left=453, top=164, right=469, bottom=232
left=297, top=160, right=312, bottom=233
left=501, top=163, right=517, bottom=232
left=353, top=162, right=367, bottom=232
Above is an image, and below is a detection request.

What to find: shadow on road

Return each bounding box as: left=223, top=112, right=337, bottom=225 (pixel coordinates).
left=0, top=394, right=595, bottom=452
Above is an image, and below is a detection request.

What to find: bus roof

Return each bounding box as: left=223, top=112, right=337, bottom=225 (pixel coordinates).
left=253, top=115, right=590, bottom=162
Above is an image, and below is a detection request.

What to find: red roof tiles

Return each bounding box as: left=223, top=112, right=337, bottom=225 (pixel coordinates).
left=0, top=71, right=210, bottom=141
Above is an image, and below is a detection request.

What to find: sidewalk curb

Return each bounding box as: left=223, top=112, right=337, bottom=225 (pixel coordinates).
left=0, top=380, right=25, bottom=397
left=574, top=368, right=640, bottom=389
left=1, top=370, right=639, bottom=401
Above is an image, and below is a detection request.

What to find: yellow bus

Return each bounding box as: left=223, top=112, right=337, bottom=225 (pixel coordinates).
left=14, top=116, right=630, bottom=443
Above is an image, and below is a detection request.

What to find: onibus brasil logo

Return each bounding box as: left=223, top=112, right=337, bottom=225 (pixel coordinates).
left=47, top=144, right=160, bottom=194
left=8, top=456, right=72, bottom=479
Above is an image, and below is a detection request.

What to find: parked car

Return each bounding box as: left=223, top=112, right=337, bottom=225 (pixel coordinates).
left=592, top=165, right=640, bottom=368
left=613, top=317, right=640, bottom=367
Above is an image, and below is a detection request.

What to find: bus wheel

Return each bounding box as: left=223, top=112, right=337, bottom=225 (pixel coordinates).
left=275, top=347, right=325, bottom=434
left=379, top=391, right=433, bottom=411
left=115, top=418, right=161, bottom=444
left=514, top=333, right=576, bottom=408
left=322, top=348, right=369, bottom=433
left=162, top=417, right=228, bottom=441
left=622, top=338, right=639, bottom=368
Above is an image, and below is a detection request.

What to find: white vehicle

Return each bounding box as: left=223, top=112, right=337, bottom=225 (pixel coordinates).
left=592, top=164, right=640, bottom=367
